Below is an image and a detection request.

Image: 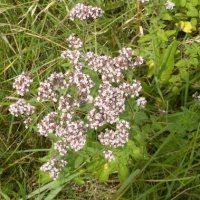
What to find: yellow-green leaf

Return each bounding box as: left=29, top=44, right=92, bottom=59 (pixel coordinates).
left=158, top=41, right=177, bottom=83
left=179, top=21, right=193, bottom=33
left=118, top=163, right=130, bottom=183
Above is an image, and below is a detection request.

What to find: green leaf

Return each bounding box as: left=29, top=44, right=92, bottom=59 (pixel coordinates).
left=130, top=125, right=146, bottom=145
left=73, top=177, right=85, bottom=185
left=138, top=34, right=152, bottom=43
left=157, top=29, right=168, bottom=41
left=169, top=75, right=181, bottom=83
left=158, top=41, right=177, bottom=83
left=147, top=60, right=156, bottom=78
left=187, top=9, right=198, bottom=17
left=134, top=111, right=148, bottom=125
left=172, top=86, right=180, bottom=95
left=15, top=180, right=26, bottom=200
left=61, top=62, right=71, bottom=67
left=74, top=156, right=84, bottom=168
left=191, top=18, right=197, bottom=30
left=162, top=13, right=172, bottom=21
left=175, top=59, right=187, bottom=67
left=38, top=170, right=53, bottom=183
left=127, top=71, right=134, bottom=83
left=44, top=187, right=63, bottom=200
left=118, top=163, right=130, bottom=183
left=190, top=0, right=198, bottom=6
left=165, top=30, right=176, bottom=37
left=127, top=140, right=147, bottom=160
left=180, top=68, right=188, bottom=81
left=0, top=191, right=10, bottom=200
left=87, top=158, right=104, bottom=173
left=180, top=0, right=186, bottom=6
left=96, top=159, right=118, bottom=182
left=96, top=163, right=110, bottom=182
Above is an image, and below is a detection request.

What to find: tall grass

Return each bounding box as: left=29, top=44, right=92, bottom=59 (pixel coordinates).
left=0, top=0, right=200, bottom=199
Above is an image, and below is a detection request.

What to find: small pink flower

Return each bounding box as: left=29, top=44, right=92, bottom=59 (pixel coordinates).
left=103, top=150, right=115, bottom=162
left=136, top=97, right=147, bottom=108
left=165, top=0, right=175, bottom=10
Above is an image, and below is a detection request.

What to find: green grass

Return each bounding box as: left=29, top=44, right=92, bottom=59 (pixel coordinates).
left=0, top=0, right=200, bottom=199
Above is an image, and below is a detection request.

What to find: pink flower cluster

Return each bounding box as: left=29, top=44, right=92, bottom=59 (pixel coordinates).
left=55, top=122, right=86, bottom=152
left=85, top=52, right=124, bottom=83
left=119, top=47, right=133, bottom=61
left=23, top=117, right=33, bottom=129
left=66, top=33, right=83, bottom=49
left=65, top=71, right=94, bottom=102
left=165, top=0, right=175, bottom=10
left=61, top=50, right=84, bottom=71
left=103, top=150, right=115, bottom=162
left=136, top=97, right=147, bottom=108
left=58, top=95, right=79, bottom=112
left=13, top=72, right=33, bottom=96
left=40, top=157, right=67, bottom=180
left=9, top=72, right=35, bottom=128
left=69, top=3, right=104, bottom=21
left=85, top=47, right=140, bottom=82
left=9, top=99, right=35, bottom=117
left=37, top=112, right=58, bottom=137
left=88, top=83, right=125, bottom=129
left=119, top=81, right=142, bottom=98
left=98, top=120, right=130, bottom=148
left=37, top=72, right=68, bottom=102
left=61, top=50, right=82, bottom=65
left=132, top=56, right=144, bottom=67
left=192, top=92, right=200, bottom=101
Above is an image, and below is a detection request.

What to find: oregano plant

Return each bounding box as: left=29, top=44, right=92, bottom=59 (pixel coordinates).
left=9, top=3, right=149, bottom=182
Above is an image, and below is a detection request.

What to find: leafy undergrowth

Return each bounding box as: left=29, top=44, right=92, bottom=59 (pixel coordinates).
left=0, top=0, right=200, bottom=199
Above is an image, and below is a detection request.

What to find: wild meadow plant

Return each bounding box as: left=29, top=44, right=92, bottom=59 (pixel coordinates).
left=4, top=0, right=200, bottom=199
left=9, top=3, right=146, bottom=182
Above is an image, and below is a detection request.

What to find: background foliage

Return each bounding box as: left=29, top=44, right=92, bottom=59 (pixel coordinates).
left=0, top=0, right=200, bottom=199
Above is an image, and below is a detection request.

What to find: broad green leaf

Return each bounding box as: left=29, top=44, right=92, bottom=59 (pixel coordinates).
left=118, top=163, right=130, bottom=183
left=127, top=140, right=147, bottom=160
left=73, top=177, right=85, bottom=185
left=38, top=170, right=53, bottom=183
left=157, top=29, right=168, bottom=41
left=158, top=41, right=177, bottom=83
left=175, top=59, right=187, bottom=67
left=147, top=61, right=156, bottom=78
left=180, top=0, right=186, bottom=6
left=186, top=8, right=198, bottom=17
left=96, top=159, right=118, bottom=182
left=138, top=34, right=151, bottom=43
left=165, top=30, right=176, bottom=37
left=127, top=71, right=134, bottom=83
left=96, top=163, right=110, bottom=182
left=61, top=62, right=71, bottom=67
left=180, top=68, right=188, bottom=81
left=87, top=158, right=104, bottom=173
left=162, top=13, right=172, bottom=21
left=169, top=75, right=181, bottom=83
left=172, top=86, right=180, bottom=95
left=134, top=111, right=148, bottom=125
left=191, top=18, right=197, bottom=30
left=190, top=0, right=198, bottom=6
left=74, top=156, right=84, bottom=168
